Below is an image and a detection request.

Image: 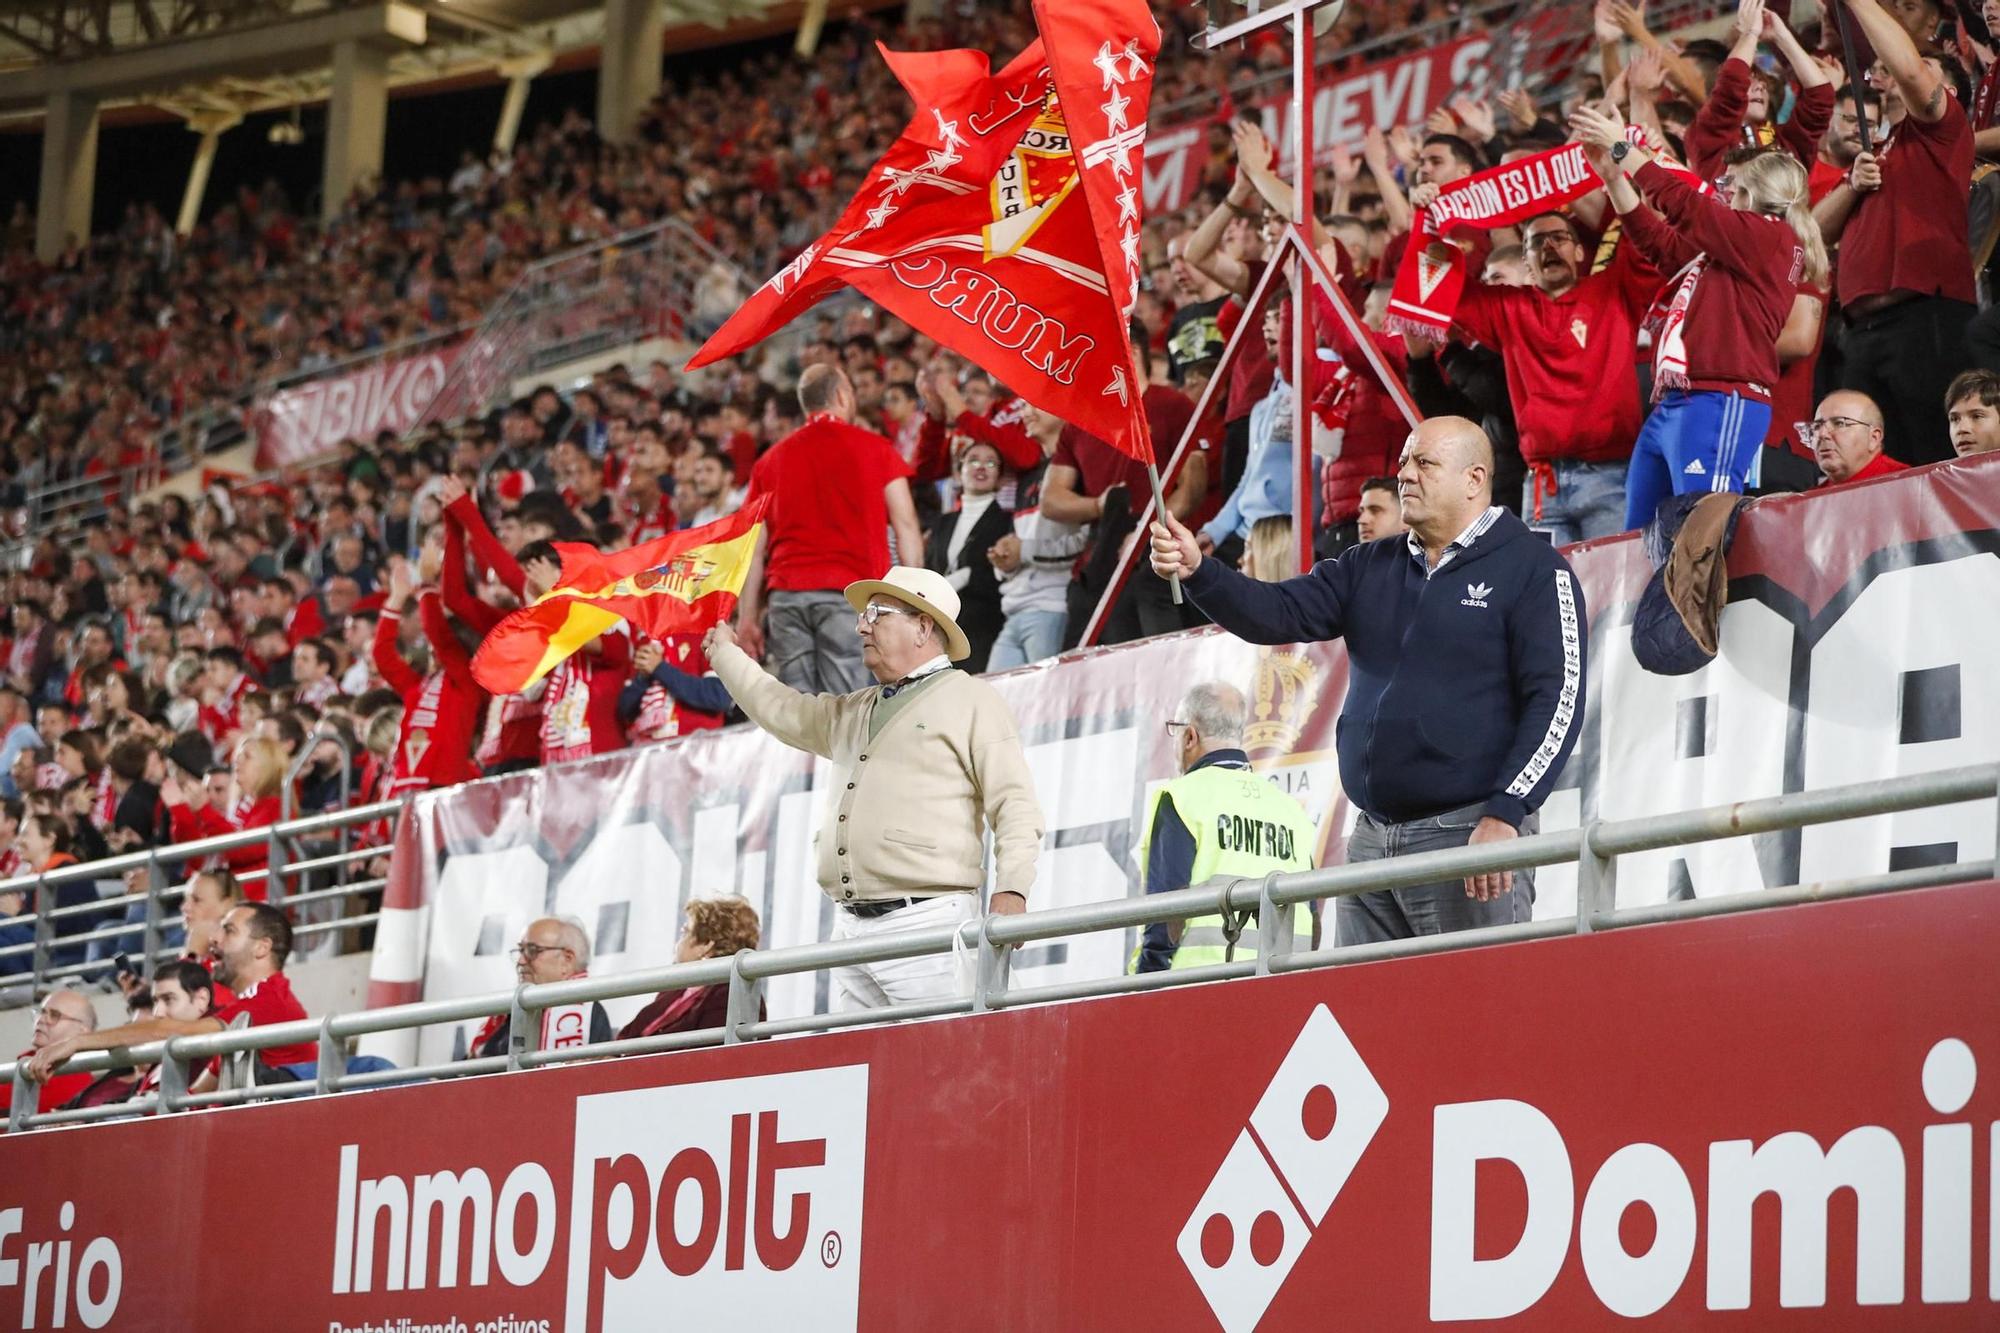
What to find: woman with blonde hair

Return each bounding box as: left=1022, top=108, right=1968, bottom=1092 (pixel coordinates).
left=1572, top=102, right=1829, bottom=528
left=1238, top=514, right=1296, bottom=583
left=617, top=896, right=765, bottom=1041
left=162, top=734, right=287, bottom=895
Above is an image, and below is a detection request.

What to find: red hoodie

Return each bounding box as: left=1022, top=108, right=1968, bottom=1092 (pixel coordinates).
left=1619, top=160, right=1804, bottom=402
left=1685, top=58, right=1836, bottom=184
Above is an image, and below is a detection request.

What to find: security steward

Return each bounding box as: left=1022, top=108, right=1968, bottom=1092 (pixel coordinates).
left=1132, top=681, right=1317, bottom=972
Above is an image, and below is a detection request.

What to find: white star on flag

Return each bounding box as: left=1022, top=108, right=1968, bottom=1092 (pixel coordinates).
left=1102, top=87, right=1130, bottom=133
left=860, top=201, right=897, bottom=231
left=1115, top=184, right=1139, bottom=225
left=1122, top=39, right=1148, bottom=80
left=883, top=168, right=921, bottom=196
left=1120, top=230, right=1141, bottom=270
left=1103, top=366, right=1130, bottom=405
left=932, top=109, right=966, bottom=152
left=923, top=147, right=962, bottom=174
left=1094, top=40, right=1126, bottom=88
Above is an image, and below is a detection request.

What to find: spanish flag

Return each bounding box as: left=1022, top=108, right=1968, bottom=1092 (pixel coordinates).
left=470, top=498, right=768, bottom=695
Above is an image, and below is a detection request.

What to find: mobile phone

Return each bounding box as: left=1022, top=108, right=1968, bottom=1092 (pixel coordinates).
left=113, top=952, right=135, bottom=978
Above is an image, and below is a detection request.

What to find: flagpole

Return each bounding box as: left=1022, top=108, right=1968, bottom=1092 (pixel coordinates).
left=1147, top=462, right=1183, bottom=606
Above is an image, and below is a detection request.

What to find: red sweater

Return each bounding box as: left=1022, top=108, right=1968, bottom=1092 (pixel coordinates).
left=441, top=501, right=541, bottom=769
left=169, top=794, right=282, bottom=894
left=913, top=394, right=1041, bottom=483
left=1452, top=244, right=1663, bottom=465
left=374, top=597, right=484, bottom=795
left=1685, top=58, right=1835, bottom=184
left=1620, top=160, right=1804, bottom=401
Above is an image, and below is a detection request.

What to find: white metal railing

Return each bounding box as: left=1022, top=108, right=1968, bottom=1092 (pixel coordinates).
left=7, top=763, right=1995, bottom=1131
left=0, top=797, right=405, bottom=1000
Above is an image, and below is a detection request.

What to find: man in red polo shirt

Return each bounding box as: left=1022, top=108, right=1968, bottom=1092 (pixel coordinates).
left=1814, top=0, right=1977, bottom=465
left=2, top=989, right=100, bottom=1120
left=735, top=365, right=923, bottom=693
left=23, top=901, right=316, bottom=1091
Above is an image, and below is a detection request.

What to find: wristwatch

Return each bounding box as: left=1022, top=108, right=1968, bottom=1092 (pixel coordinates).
left=1609, top=140, right=1631, bottom=165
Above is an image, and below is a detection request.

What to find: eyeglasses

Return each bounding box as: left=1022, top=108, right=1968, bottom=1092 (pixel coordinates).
left=857, top=602, right=920, bottom=626
left=511, top=942, right=573, bottom=963
left=1165, top=720, right=1191, bottom=736
left=1523, top=232, right=1577, bottom=252
left=1797, top=416, right=1874, bottom=440
left=960, top=457, right=1001, bottom=471
left=35, top=1007, right=87, bottom=1027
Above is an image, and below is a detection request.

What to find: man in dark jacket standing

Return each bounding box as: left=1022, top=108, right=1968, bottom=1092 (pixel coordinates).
left=1148, top=416, right=1585, bottom=943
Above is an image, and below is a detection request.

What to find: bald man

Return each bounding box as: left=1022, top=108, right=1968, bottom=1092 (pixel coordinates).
left=463, top=916, right=612, bottom=1060
left=1151, top=416, right=1587, bottom=943
left=1806, top=391, right=1907, bottom=487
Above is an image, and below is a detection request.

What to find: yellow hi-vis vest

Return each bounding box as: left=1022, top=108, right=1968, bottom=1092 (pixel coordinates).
left=1135, top=761, right=1317, bottom=970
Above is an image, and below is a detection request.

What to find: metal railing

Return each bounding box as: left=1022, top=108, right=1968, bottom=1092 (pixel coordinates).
left=7, top=763, right=1995, bottom=1132
left=413, top=218, right=748, bottom=431
left=0, top=797, right=404, bottom=1002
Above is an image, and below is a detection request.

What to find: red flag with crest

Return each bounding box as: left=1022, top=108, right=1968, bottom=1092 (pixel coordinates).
left=686, top=1, right=1161, bottom=463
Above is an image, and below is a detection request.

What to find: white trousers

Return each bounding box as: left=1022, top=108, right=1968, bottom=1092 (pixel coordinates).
left=829, top=892, right=976, bottom=1012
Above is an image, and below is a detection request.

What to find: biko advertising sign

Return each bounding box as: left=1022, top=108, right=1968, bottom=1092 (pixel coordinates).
left=0, top=877, right=1994, bottom=1329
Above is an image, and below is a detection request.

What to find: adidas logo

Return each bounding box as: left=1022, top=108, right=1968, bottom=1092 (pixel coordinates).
left=1179, top=1006, right=1388, bottom=1332
left=1461, top=581, right=1492, bottom=609
left=1683, top=458, right=1708, bottom=476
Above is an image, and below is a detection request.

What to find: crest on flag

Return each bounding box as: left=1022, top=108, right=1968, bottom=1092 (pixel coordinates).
left=985, top=98, right=1080, bottom=260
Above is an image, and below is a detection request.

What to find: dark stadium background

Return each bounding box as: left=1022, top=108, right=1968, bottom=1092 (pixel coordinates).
left=0, top=34, right=801, bottom=234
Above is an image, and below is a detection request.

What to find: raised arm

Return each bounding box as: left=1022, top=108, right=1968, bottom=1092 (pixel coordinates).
left=1183, top=163, right=1256, bottom=296
left=1233, top=121, right=1332, bottom=253
left=1154, top=512, right=1350, bottom=645
left=418, top=591, right=479, bottom=693
left=704, top=629, right=841, bottom=758
left=1843, top=0, right=1948, bottom=121
left=444, top=487, right=525, bottom=599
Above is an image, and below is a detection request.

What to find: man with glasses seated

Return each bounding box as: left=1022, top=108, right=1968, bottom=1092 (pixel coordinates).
left=2, top=988, right=99, bottom=1119
left=1803, top=391, right=1908, bottom=488
left=706, top=567, right=1044, bottom=1011
left=463, top=916, right=611, bottom=1061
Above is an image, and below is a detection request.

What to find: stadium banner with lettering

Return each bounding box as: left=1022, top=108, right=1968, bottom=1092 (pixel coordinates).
left=1140, top=8, right=1591, bottom=215
left=357, top=457, right=2000, bottom=1069
left=254, top=342, right=463, bottom=469
left=2, top=877, right=1995, bottom=1330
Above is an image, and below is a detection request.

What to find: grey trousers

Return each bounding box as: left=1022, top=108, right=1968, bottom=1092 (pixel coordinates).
left=1335, top=802, right=1537, bottom=946
left=767, top=589, right=871, bottom=695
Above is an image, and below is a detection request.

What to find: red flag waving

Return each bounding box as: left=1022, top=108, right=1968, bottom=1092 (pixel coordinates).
left=687, top=1, right=1161, bottom=463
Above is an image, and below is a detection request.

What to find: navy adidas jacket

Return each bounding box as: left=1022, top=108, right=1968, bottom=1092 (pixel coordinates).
left=1184, top=509, right=1585, bottom=828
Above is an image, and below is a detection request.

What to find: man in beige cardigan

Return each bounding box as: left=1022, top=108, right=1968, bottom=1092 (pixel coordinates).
left=705, top=566, right=1044, bottom=1010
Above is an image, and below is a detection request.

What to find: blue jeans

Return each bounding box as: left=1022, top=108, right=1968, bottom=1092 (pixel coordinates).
left=986, top=608, right=1066, bottom=671
left=1336, top=803, right=1537, bottom=944
left=1523, top=459, right=1629, bottom=546
left=1624, top=389, right=1770, bottom=530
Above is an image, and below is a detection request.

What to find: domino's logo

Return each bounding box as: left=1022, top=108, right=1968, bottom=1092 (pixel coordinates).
left=1177, top=1005, right=1388, bottom=1332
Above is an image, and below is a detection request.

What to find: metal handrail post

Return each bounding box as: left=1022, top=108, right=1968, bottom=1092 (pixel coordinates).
left=315, top=1017, right=342, bottom=1096
left=141, top=847, right=168, bottom=969
left=158, top=1042, right=189, bottom=1115
left=1576, top=820, right=1616, bottom=933
left=723, top=950, right=758, bottom=1044
left=1254, top=870, right=1285, bottom=976
left=264, top=825, right=288, bottom=908
left=971, top=912, right=1006, bottom=1013
left=7, top=1065, right=29, bottom=1132
left=507, top=984, right=536, bottom=1072
left=29, top=873, right=52, bottom=994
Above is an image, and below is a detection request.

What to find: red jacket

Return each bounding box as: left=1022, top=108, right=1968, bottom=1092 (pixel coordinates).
left=441, top=500, right=541, bottom=769
left=1307, top=289, right=1406, bottom=527
left=913, top=394, right=1042, bottom=483
left=169, top=794, right=282, bottom=894
left=1685, top=59, right=1835, bottom=185
left=373, top=597, right=484, bottom=795
left=1620, top=160, right=1804, bottom=401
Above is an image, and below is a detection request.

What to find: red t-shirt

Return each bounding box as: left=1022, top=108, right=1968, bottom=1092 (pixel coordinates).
left=212, top=972, right=317, bottom=1068
left=1052, top=385, right=1200, bottom=505
left=1452, top=244, right=1663, bottom=466
left=746, top=415, right=914, bottom=592
left=1807, top=156, right=1846, bottom=207
left=1221, top=262, right=1275, bottom=422
left=1822, top=450, right=1911, bottom=486
left=1835, top=100, right=1977, bottom=307
left=0, top=1055, right=92, bottom=1119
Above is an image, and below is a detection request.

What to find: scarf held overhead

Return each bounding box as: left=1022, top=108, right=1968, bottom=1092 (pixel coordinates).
left=1386, top=141, right=1609, bottom=342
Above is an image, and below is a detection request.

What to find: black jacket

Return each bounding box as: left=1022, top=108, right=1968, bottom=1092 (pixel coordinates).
left=924, top=499, right=1013, bottom=673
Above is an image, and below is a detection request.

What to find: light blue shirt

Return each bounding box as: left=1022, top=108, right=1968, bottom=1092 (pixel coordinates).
left=0, top=721, right=39, bottom=798
left=1202, top=372, right=1321, bottom=546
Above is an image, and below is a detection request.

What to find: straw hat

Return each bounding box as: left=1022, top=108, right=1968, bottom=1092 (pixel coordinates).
left=842, top=566, right=971, bottom=662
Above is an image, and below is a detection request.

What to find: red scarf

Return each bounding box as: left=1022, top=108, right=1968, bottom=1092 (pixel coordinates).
left=1977, top=58, right=2000, bottom=131
left=468, top=973, right=594, bottom=1056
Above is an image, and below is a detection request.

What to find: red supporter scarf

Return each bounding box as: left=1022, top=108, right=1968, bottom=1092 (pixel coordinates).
left=1978, top=59, right=2000, bottom=130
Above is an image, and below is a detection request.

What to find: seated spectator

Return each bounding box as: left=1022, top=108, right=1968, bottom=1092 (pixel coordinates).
left=925, top=442, right=1012, bottom=673
left=1355, top=477, right=1407, bottom=543
left=162, top=735, right=285, bottom=892
left=1807, top=391, right=1909, bottom=485
left=1947, top=370, right=2000, bottom=457
left=463, top=916, right=611, bottom=1059
left=617, top=895, right=764, bottom=1041
left=20, top=900, right=315, bottom=1092
left=59, top=984, right=156, bottom=1112
left=2, top=987, right=99, bottom=1119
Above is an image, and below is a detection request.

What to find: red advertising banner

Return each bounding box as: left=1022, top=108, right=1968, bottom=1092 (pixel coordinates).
left=363, top=457, right=2000, bottom=1066
left=1140, top=11, right=1592, bottom=214
left=1, top=878, right=1995, bottom=1329
left=255, top=342, right=463, bottom=469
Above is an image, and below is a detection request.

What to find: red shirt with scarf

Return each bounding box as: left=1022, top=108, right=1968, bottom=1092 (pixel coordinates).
left=373, top=597, right=484, bottom=796
left=539, top=623, right=632, bottom=765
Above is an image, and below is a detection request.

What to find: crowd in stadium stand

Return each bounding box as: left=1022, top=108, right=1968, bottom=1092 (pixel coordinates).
left=7, top=0, right=2000, bottom=978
